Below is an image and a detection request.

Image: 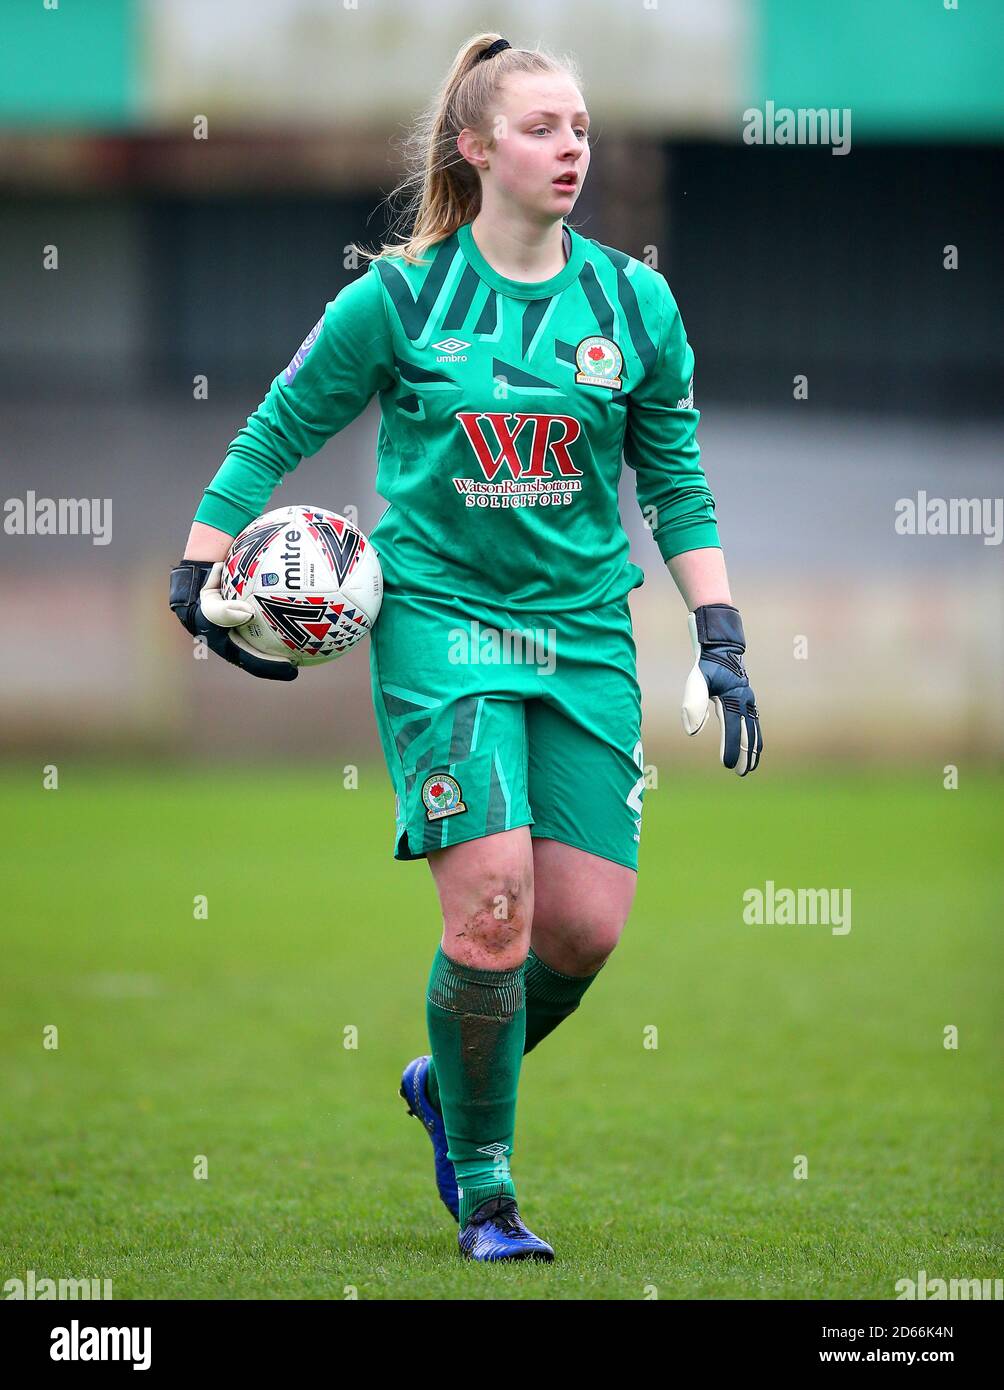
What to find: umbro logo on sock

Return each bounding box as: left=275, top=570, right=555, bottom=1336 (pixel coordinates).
left=476, top=1143, right=509, bottom=1157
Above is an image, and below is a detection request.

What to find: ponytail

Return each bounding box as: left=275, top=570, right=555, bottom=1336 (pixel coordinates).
left=351, top=33, right=580, bottom=267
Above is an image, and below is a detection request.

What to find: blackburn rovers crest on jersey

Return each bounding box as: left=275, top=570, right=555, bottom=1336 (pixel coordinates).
left=574, top=336, right=623, bottom=389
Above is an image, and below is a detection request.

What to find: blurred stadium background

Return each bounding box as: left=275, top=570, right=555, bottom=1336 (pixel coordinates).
left=0, top=0, right=1001, bottom=767
left=2, top=0, right=1003, bottom=1307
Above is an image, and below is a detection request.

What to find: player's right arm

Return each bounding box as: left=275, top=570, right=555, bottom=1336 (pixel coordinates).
left=169, top=262, right=395, bottom=677
left=192, top=265, right=396, bottom=539
left=183, top=521, right=234, bottom=562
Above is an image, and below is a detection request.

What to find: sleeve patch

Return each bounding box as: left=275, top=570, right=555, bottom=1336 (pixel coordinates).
left=283, top=316, right=325, bottom=384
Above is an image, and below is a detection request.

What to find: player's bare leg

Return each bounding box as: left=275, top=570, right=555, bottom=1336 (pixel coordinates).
left=428, top=826, right=535, bottom=969
left=522, top=837, right=637, bottom=1053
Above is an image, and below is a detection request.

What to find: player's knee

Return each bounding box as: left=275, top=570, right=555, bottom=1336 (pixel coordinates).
left=537, top=917, right=623, bottom=976
left=566, top=930, right=620, bottom=976
left=448, top=872, right=533, bottom=970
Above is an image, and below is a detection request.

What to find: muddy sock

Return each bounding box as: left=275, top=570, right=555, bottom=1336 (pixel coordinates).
left=426, top=945, right=525, bottom=1227
left=427, top=946, right=602, bottom=1096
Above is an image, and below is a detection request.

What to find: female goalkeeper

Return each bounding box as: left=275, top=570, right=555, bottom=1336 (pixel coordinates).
left=169, top=33, right=763, bottom=1264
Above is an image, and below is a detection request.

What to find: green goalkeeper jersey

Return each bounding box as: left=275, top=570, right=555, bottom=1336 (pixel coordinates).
left=193, top=220, right=720, bottom=612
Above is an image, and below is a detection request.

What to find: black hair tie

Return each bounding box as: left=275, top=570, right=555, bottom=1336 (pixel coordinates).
left=477, top=39, right=511, bottom=62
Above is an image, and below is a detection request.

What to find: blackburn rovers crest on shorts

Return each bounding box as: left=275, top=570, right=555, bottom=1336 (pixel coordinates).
left=421, top=773, right=467, bottom=821
left=574, top=336, right=623, bottom=390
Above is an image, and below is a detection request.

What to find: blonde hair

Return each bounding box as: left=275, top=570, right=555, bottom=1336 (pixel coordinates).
left=351, top=33, right=582, bottom=267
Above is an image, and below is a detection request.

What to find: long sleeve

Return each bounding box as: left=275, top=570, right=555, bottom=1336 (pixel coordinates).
left=623, top=273, right=721, bottom=562
left=193, top=265, right=396, bottom=536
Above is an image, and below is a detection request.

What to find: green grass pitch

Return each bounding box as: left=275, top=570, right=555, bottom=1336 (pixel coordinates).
left=2, top=763, right=1001, bottom=1300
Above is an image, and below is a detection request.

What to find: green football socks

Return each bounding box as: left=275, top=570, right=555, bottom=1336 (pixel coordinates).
left=425, top=946, right=525, bottom=1226
left=521, top=947, right=602, bottom=1054
left=424, top=948, right=602, bottom=1223
left=425, top=945, right=601, bottom=1106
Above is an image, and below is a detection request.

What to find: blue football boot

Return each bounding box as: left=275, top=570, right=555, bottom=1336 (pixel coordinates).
left=458, top=1195, right=555, bottom=1263
left=400, top=1055, right=459, bottom=1222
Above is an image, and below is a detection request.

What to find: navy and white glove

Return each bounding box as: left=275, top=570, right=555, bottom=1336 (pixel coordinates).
left=681, top=603, right=762, bottom=775
left=169, top=559, right=298, bottom=681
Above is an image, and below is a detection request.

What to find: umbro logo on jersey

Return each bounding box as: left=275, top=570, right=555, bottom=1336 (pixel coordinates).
left=433, top=337, right=470, bottom=362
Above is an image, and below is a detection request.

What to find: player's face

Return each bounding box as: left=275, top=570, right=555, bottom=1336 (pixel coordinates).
left=482, top=73, right=590, bottom=220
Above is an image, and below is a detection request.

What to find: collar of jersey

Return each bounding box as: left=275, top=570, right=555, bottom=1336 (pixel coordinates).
left=456, top=221, right=585, bottom=300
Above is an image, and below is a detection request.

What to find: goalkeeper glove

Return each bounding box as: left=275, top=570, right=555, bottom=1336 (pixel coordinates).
left=681, top=603, right=762, bottom=775
left=169, top=559, right=298, bottom=681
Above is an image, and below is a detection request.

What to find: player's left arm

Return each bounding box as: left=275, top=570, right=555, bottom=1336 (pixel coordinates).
left=623, top=273, right=763, bottom=776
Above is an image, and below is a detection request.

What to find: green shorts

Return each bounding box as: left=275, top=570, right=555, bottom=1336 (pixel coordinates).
left=369, top=590, right=645, bottom=871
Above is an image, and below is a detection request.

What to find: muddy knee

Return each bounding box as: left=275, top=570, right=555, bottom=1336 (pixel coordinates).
left=447, top=875, right=532, bottom=970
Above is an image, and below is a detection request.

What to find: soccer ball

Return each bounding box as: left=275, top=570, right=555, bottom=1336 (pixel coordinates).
left=219, top=505, right=382, bottom=667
